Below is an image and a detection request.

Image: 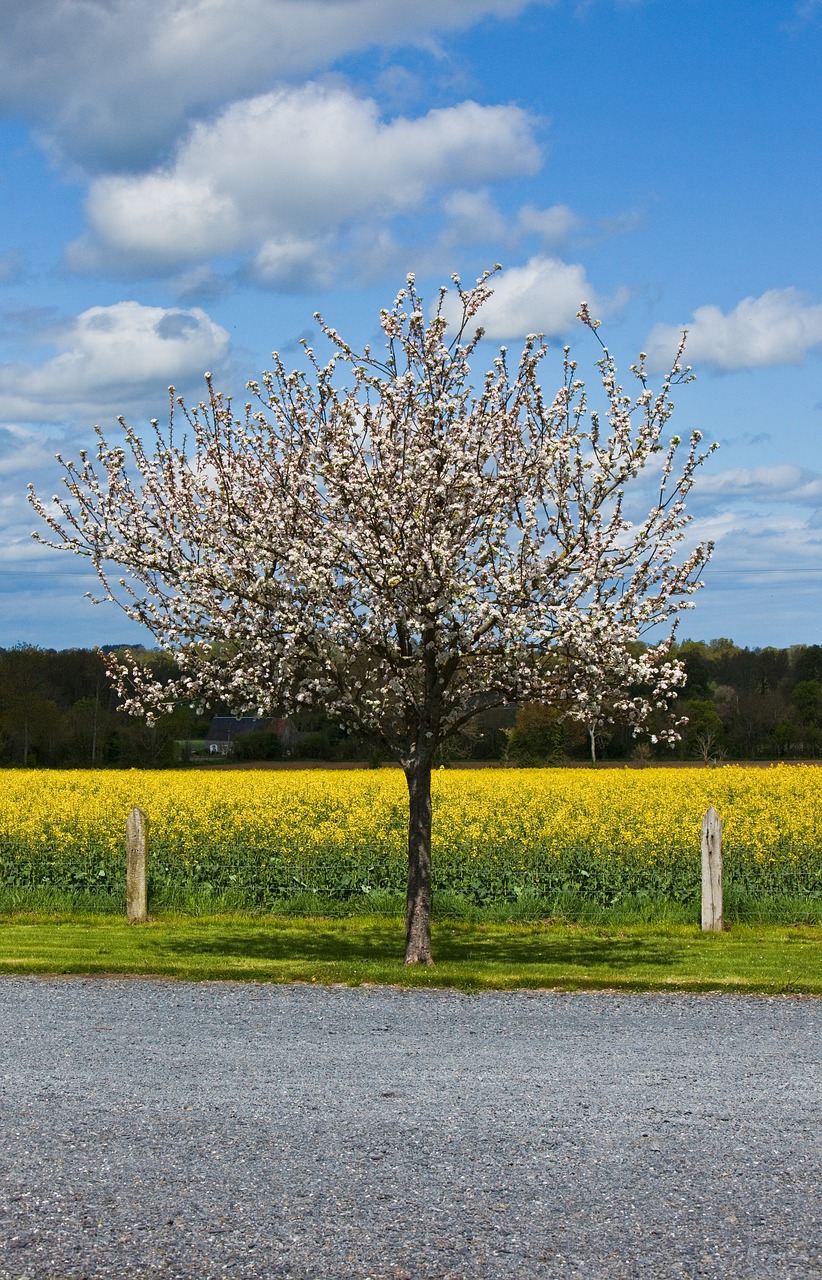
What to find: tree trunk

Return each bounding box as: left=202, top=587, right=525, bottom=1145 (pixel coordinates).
left=589, top=727, right=597, bottom=765
left=404, top=756, right=434, bottom=965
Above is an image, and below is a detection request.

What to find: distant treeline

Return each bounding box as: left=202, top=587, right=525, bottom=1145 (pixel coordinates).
left=0, top=646, right=189, bottom=768
left=504, top=638, right=822, bottom=766
left=0, top=638, right=820, bottom=767
left=674, top=638, right=822, bottom=762
left=0, top=645, right=369, bottom=769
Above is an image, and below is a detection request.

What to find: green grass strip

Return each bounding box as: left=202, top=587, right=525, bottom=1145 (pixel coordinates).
left=0, top=914, right=820, bottom=993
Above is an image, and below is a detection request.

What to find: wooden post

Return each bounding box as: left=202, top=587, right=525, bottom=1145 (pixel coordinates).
left=701, top=805, right=723, bottom=932
left=126, top=805, right=149, bottom=924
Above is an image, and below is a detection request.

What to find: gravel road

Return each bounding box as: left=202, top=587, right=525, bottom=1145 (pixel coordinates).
left=0, top=978, right=819, bottom=1279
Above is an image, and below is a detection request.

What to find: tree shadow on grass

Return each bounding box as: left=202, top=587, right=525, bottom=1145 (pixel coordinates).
left=434, top=930, right=685, bottom=971
left=159, top=921, right=688, bottom=974
left=160, top=921, right=404, bottom=964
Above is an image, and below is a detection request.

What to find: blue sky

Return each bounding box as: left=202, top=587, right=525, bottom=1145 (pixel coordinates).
left=0, top=0, right=821, bottom=650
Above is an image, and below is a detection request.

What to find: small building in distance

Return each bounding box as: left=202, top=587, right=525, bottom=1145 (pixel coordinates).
left=205, top=715, right=300, bottom=756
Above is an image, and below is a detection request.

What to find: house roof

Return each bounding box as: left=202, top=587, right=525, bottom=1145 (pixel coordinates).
left=205, top=715, right=296, bottom=742
left=205, top=716, right=270, bottom=742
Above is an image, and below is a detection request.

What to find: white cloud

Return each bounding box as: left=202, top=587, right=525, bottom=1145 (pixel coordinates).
left=0, top=302, right=230, bottom=423
left=441, top=190, right=509, bottom=243
left=516, top=203, right=578, bottom=245
left=682, top=466, right=822, bottom=636
left=646, top=288, right=822, bottom=372
left=694, top=506, right=822, bottom=572
left=172, top=266, right=232, bottom=306
left=252, top=237, right=336, bottom=292
left=440, top=255, right=613, bottom=340
left=0, top=423, right=97, bottom=590
left=69, top=84, right=541, bottom=276
left=686, top=496, right=822, bottom=588
left=0, top=425, right=58, bottom=478
left=341, top=195, right=585, bottom=286
left=0, top=0, right=552, bottom=168
left=0, top=428, right=143, bottom=648
left=694, top=464, right=822, bottom=505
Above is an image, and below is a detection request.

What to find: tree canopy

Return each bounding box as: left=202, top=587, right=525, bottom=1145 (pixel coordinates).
left=31, top=271, right=713, bottom=961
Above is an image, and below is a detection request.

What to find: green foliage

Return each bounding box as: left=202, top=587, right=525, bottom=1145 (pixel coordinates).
left=232, top=730, right=284, bottom=761
left=0, top=645, right=208, bottom=767
left=504, top=703, right=570, bottom=764
left=674, top=638, right=822, bottom=760
left=791, top=679, right=822, bottom=725
left=2, top=821, right=819, bottom=922
left=296, top=730, right=336, bottom=760
left=684, top=699, right=726, bottom=759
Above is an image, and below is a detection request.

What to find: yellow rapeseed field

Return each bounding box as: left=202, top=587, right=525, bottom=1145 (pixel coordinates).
left=0, top=765, right=819, bottom=904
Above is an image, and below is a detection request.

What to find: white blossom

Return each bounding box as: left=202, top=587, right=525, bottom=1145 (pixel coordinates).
left=29, top=271, right=714, bottom=962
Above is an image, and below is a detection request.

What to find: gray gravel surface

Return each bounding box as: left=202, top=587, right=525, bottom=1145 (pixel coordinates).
left=0, top=978, right=819, bottom=1280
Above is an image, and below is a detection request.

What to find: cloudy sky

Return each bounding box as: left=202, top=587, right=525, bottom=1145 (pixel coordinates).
left=1, top=0, right=821, bottom=649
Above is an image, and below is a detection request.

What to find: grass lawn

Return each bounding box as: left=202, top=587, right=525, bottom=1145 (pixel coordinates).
left=0, top=913, right=820, bottom=993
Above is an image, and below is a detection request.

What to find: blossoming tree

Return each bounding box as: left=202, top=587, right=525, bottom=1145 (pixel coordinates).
left=30, top=271, right=713, bottom=963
